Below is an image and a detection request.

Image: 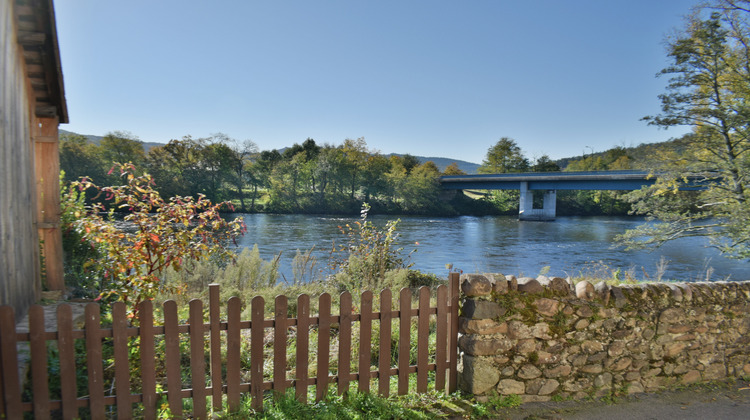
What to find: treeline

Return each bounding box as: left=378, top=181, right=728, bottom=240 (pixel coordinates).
left=61, top=131, right=678, bottom=216
left=60, top=131, right=469, bottom=215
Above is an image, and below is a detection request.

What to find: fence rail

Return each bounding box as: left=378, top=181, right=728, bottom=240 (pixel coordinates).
left=0, top=273, right=459, bottom=419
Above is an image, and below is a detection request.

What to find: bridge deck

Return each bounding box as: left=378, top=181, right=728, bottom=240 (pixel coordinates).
left=439, top=170, right=701, bottom=191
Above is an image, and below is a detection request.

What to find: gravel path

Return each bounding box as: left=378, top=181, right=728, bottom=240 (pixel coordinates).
left=488, top=378, right=750, bottom=420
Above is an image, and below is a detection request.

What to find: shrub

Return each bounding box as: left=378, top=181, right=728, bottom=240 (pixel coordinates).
left=72, top=163, right=245, bottom=312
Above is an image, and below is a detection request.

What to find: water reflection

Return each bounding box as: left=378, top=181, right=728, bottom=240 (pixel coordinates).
left=230, top=214, right=749, bottom=282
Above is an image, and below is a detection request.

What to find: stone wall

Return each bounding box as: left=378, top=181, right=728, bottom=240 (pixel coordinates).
left=457, top=274, right=750, bottom=402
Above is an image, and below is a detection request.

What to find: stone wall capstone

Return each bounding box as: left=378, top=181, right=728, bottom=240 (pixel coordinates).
left=457, top=274, right=750, bottom=402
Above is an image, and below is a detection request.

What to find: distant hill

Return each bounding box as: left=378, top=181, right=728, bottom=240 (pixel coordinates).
left=387, top=154, right=480, bottom=174
left=59, top=129, right=163, bottom=151
left=555, top=136, right=692, bottom=170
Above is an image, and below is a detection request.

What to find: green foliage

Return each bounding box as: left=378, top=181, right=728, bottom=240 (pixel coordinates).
left=72, top=163, right=246, bottom=311
left=60, top=171, right=103, bottom=297
left=619, top=5, right=750, bottom=258
left=478, top=137, right=529, bottom=174
left=217, top=389, right=433, bottom=419
left=329, top=204, right=414, bottom=290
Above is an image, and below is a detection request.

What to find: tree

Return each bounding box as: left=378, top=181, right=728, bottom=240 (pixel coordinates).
left=618, top=6, right=750, bottom=258
left=443, top=162, right=466, bottom=175
left=478, top=137, right=529, bottom=173
left=531, top=155, right=561, bottom=172
left=100, top=131, right=146, bottom=169
left=59, top=133, right=106, bottom=183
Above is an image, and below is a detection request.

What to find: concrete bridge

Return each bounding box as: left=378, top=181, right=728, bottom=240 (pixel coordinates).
left=439, top=170, right=701, bottom=221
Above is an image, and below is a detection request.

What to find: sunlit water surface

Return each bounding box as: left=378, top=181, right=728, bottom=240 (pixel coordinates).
left=230, top=214, right=750, bottom=283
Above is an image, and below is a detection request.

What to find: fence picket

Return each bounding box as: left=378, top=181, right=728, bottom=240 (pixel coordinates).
left=338, top=292, right=352, bottom=395
left=29, top=305, right=49, bottom=420
left=57, top=304, right=77, bottom=419
left=448, top=272, right=459, bottom=393
left=250, top=296, right=265, bottom=410
left=209, top=284, right=222, bottom=412
left=417, top=287, right=430, bottom=393
left=274, top=295, right=288, bottom=399
left=139, top=300, right=157, bottom=420
left=398, top=288, right=411, bottom=395
left=435, top=285, right=447, bottom=391
left=226, top=297, right=241, bottom=411
left=295, top=294, right=310, bottom=403
left=112, top=302, right=132, bottom=419
left=85, top=304, right=105, bottom=419
left=358, top=291, right=373, bottom=393
left=0, top=306, right=20, bottom=418
left=189, top=299, right=207, bottom=419
left=163, top=300, right=182, bottom=417
left=378, top=289, right=392, bottom=397
left=316, top=293, right=331, bottom=401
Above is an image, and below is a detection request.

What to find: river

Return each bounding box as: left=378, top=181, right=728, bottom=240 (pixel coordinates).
left=231, top=214, right=750, bottom=283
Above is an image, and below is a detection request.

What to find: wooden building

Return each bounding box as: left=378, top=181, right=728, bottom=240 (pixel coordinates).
left=1, top=0, right=67, bottom=316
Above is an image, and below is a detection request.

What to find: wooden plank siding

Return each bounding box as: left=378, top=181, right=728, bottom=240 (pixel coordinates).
left=0, top=274, right=460, bottom=419
left=2, top=0, right=68, bottom=316
left=1, top=0, right=40, bottom=317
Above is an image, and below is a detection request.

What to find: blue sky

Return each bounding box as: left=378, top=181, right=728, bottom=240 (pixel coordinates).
left=54, top=0, right=696, bottom=164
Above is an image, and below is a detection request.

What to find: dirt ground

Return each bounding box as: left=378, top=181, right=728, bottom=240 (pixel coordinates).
left=488, top=378, right=750, bottom=420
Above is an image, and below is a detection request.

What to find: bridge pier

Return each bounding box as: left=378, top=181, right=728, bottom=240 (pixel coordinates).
left=518, top=181, right=556, bottom=221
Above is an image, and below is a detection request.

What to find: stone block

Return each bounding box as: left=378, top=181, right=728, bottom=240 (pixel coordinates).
left=580, top=364, right=603, bottom=374
left=576, top=281, right=595, bottom=300
left=667, top=284, right=683, bottom=302
left=544, top=364, right=572, bottom=378
left=594, top=281, right=611, bottom=305
left=459, top=354, right=500, bottom=395
left=681, top=369, right=701, bottom=384
left=518, top=364, right=543, bottom=379
left=609, top=357, right=632, bottom=371
left=507, top=321, right=531, bottom=339
left=461, top=274, right=492, bottom=297
left=462, top=299, right=505, bottom=320
left=458, top=335, right=513, bottom=356
left=536, top=351, right=559, bottom=364
left=549, top=277, right=572, bottom=295
left=534, top=298, right=559, bottom=317
left=574, top=319, right=590, bottom=330
left=486, top=273, right=509, bottom=294
left=581, top=340, right=605, bottom=354
left=518, top=278, right=544, bottom=294
left=538, top=379, right=560, bottom=395
left=497, top=379, right=525, bottom=395
left=627, top=381, right=645, bottom=394
left=624, top=371, right=641, bottom=382
left=610, top=287, right=627, bottom=309
left=659, top=308, right=685, bottom=324
left=507, top=275, right=518, bottom=291
left=703, top=363, right=726, bottom=380
left=594, top=372, right=613, bottom=389
left=576, top=304, right=594, bottom=318
left=664, top=342, right=687, bottom=358
left=459, top=318, right=508, bottom=335
left=531, top=322, right=551, bottom=339
left=667, top=324, right=692, bottom=334
left=608, top=341, right=625, bottom=357
left=515, top=338, right=537, bottom=353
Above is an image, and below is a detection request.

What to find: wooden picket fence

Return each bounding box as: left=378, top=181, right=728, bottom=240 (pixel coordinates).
left=0, top=273, right=459, bottom=419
